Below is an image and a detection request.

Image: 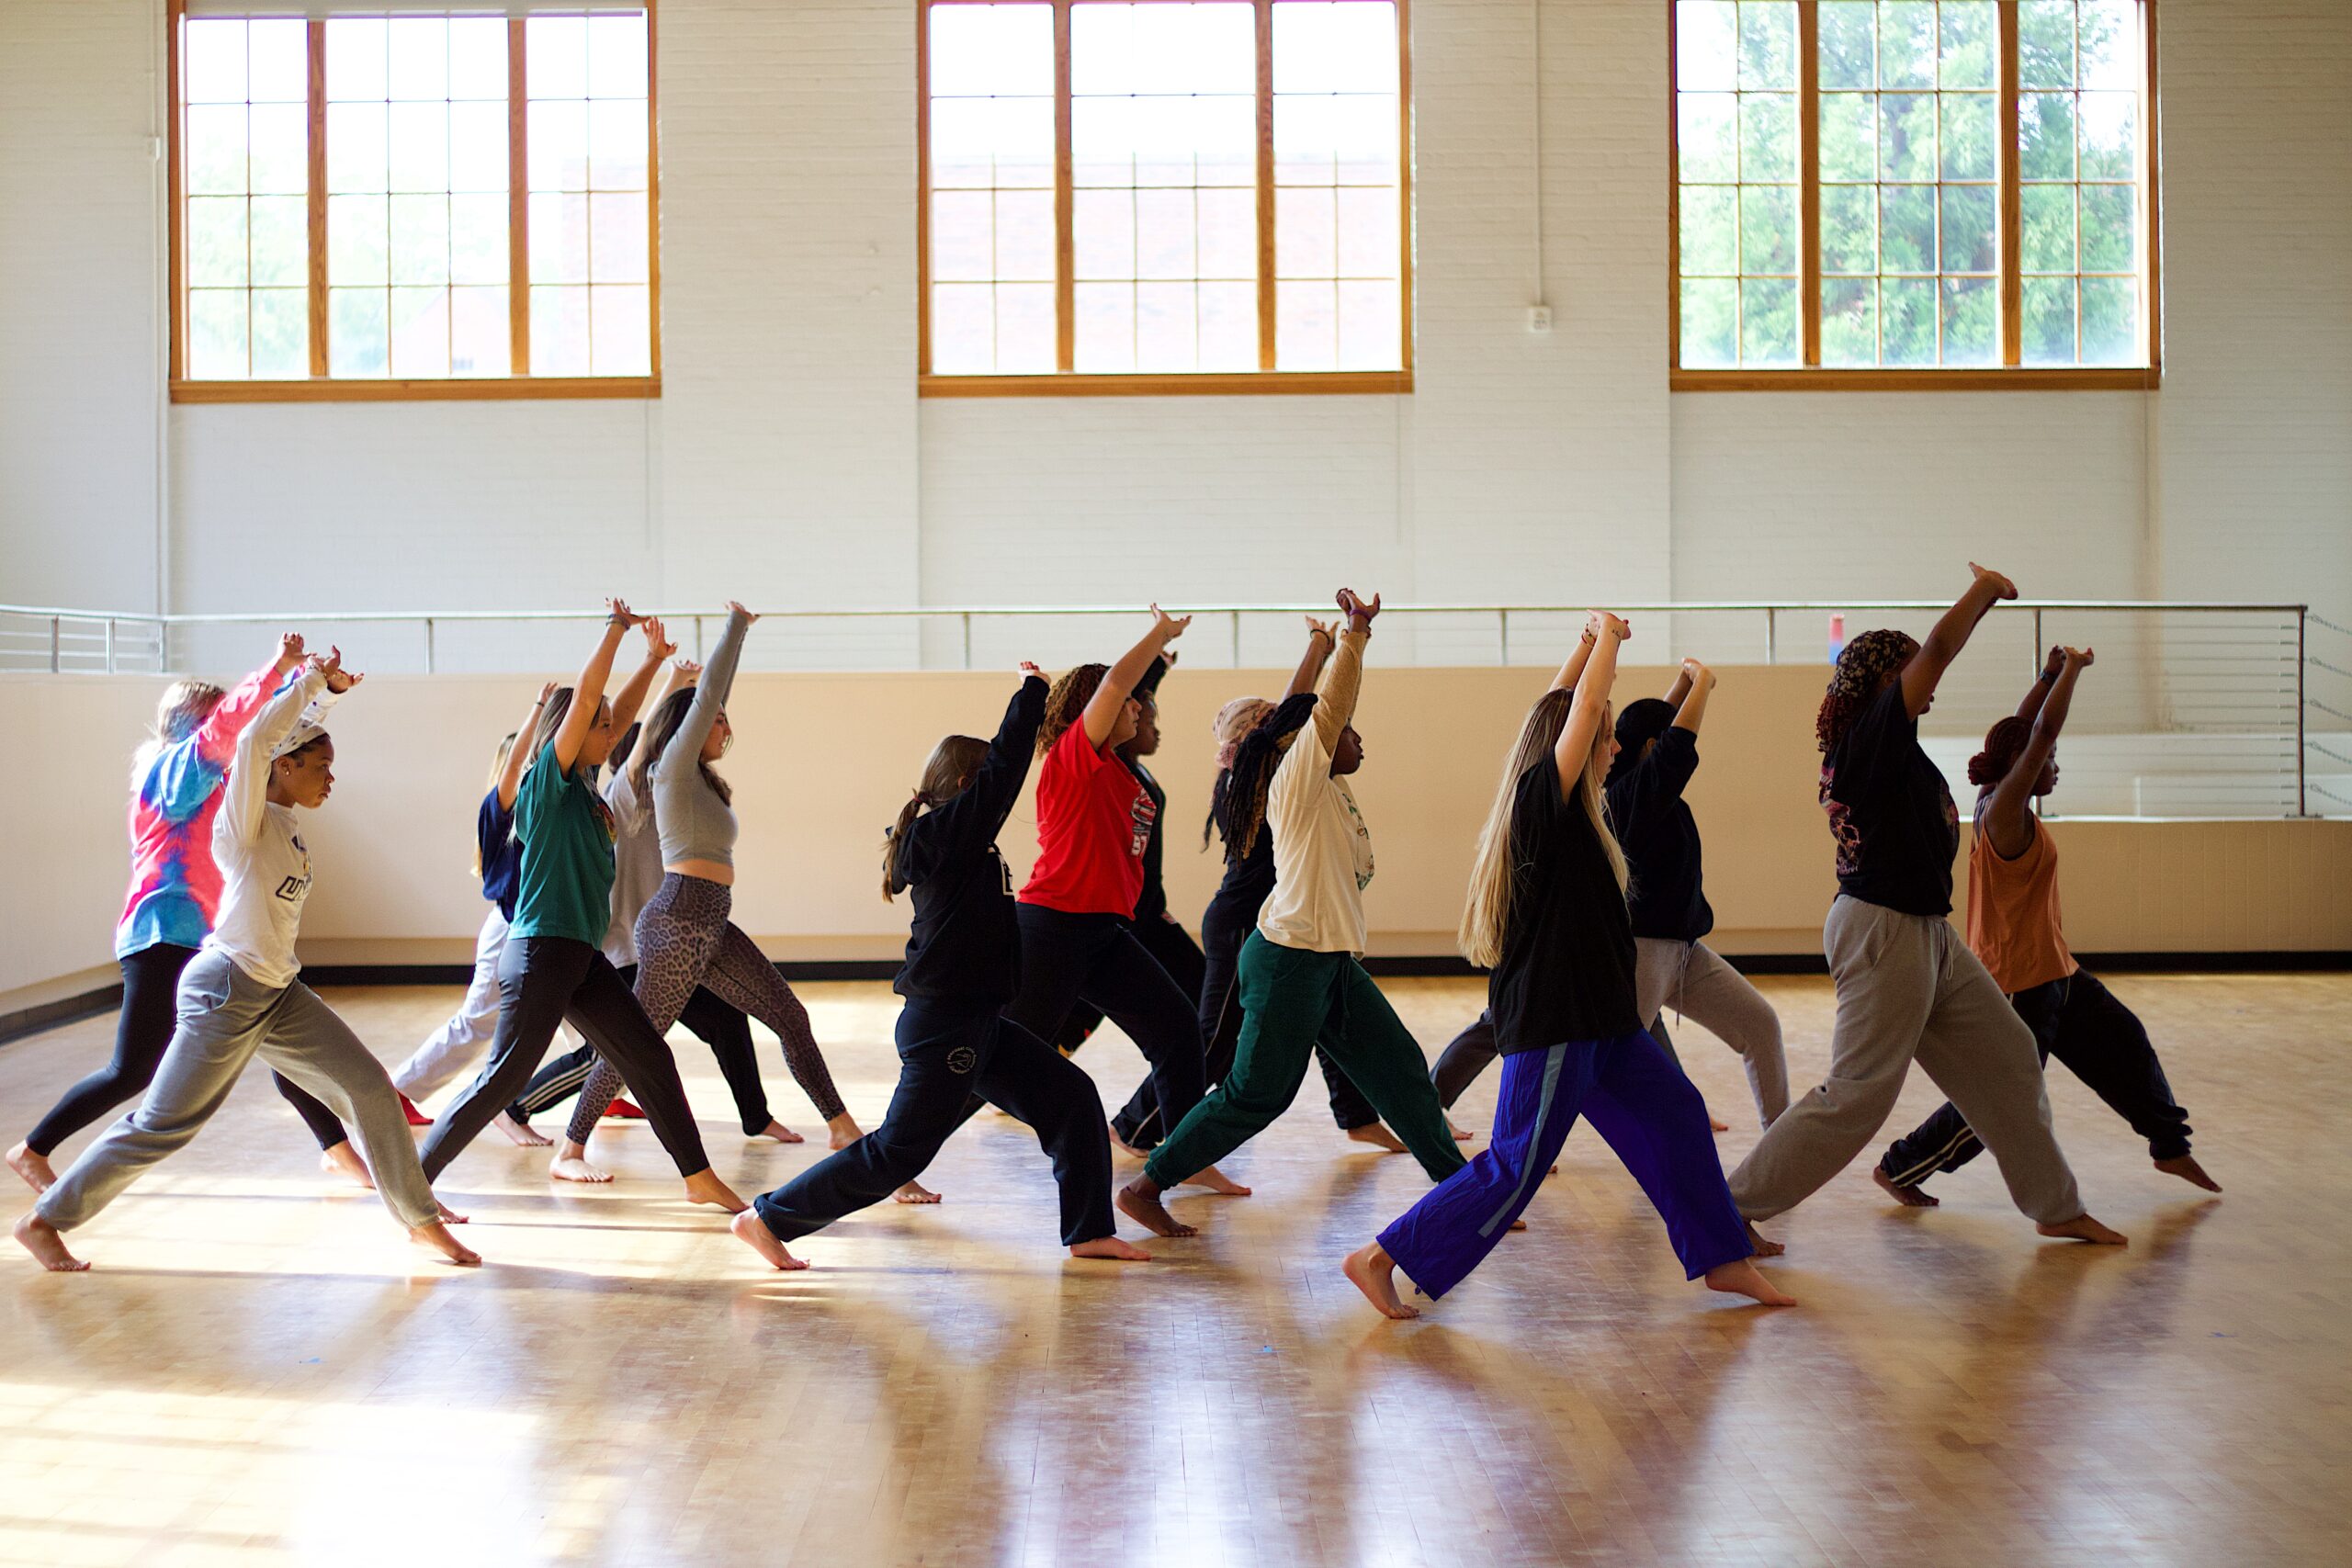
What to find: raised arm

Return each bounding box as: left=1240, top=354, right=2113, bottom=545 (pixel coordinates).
left=1984, top=646, right=2091, bottom=856
left=1284, top=617, right=1338, bottom=699
left=659, top=604, right=749, bottom=780
left=220, top=663, right=328, bottom=849
left=1309, top=589, right=1377, bottom=753
left=192, top=633, right=309, bottom=769
left=553, top=600, right=639, bottom=772
left=1901, top=562, right=2017, bottom=717
left=1670, top=658, right=1715, bottom=735
left=1548, top=615, right=1602, bottom=694
left=1081, top=605, right=1190, bottom=750
left=497, top=682, right=559, bottom=810
left=1556, top=613, right=1628, bottom=799
left=899, top=667, right=1049, bottom=886
left=2013, top=643, right=2066, bottom=724
left=605, top=617, right=678, bottom=740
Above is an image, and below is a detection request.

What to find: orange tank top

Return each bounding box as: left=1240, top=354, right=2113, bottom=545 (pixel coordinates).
left=1966, top=809, right=2077, bottom=995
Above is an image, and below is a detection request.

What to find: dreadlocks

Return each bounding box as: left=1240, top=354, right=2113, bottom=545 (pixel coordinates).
left=1219, top=691, right=1317, bottom=863
left=1815, top=628, right=1919, bottom=755
left=1201, top=694, right=1278, bottom=851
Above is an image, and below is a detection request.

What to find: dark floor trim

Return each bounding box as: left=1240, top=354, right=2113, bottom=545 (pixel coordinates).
left=0, top=985, right=124, bottom=1048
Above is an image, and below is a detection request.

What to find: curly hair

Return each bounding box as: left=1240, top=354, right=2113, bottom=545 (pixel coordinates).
left=1815, top=628, right=1919, bottom=755
left=1037, top=663, right=1108, bottom=755
left=1967, top=715, right=2033, bottom=787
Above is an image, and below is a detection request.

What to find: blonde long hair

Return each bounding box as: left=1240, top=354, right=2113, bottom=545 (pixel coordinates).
left=130, top=680, right=228, bottom=786
left=1457, top=689, right=1628, bottom=968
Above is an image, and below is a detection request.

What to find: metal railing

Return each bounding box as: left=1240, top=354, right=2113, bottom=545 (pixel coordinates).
left=4, top=597, right=2335, bottom=818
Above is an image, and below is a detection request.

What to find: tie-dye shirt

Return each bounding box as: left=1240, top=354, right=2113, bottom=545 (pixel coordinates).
left=114, top=654, right=302, bottom=959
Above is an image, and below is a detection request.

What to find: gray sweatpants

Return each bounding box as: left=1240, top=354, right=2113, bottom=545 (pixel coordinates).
left=1635, top=937, right=1791, bottom=1128
left=38, top=948, right=439, bottom=1234
left=1726, top=896, right=2083, bottom=1227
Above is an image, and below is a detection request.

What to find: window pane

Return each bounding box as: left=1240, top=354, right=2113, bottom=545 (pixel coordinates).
left=1677, top=3, right=1737, bottom=93
left=1136, top=188, right=1198, bottom=280
left=451, top=285, right=510, bottom=377
left=1200, top=280, right=1256, bottom=369
left=527, top=17, right=588, bottom=99
left=1741, top=94, right=1796, bottom=182
left=2022, top=276, right=2076, bottom=364
left=1276, top=186, right=1336, bottom=278
left=930, top=4, right=1054, bottom=98
left=935, top=190, right=999, bottom=282
left=1878, top=2, right=1936, bottom=89
left=1680, top=277, right=1738, bottom=367
left=529, top=101, right=588, bottom=192
left=248, top=21, right=308, bottom=105
left=1740, top=184, right=1797, bottom=275
left=186, top=20, right=248, bottom=104
left=450, top=192, right=507, bottom=285
left=187, top=106, right=247, bottom=197
left=2019, top=1, right=2075, bottom=87
left=1818, top=94, right=1875, bottom=182
left=1821, top=276, right=1878, bottom=364
left=1741, top=276, right=1799, bottom=364
left=529, top=191, right=590, bottom=285
left=2077, top=91, right=2135, bottom=179
left=1939, top=184, right=1995, bottom=273
left=448, top=101, right=507, bottom=194
left=390, top=194, right=450, bottom=286
left=1681, top=185, right=1737, bottom=275
left=250, top=288, right=307, bottom=378
left=1880, top=95, right=1935, bottom=181
left=590, top=284, right=651, bottom=375
left=188, top=289, right=249, bottom=378
left=389, top=18, right=449, bottom=102
left=1676, top=2, right=1792, bottom=368
left=2019, top=94, right=2075, bottom=180
left=1820, top=184, right=1877, bottom=274
left=1939, top=94, right=1994, bottom=180
left=248, top=104, right=307, bottom=196
left=325, top=19, right=388, bottom=102
left=1882, top=276, right=1937, bottom=363
left=1817, top=4, right=1873, bottom=89
left=1941, top=276, right=1996, bottom=363
left=931, top=283, right=995, bottom=373
left=390, top=285, right=449, bottom=377
left=390, top=103, right=450, bottom=194
left=1336, top=185, right=1397, bottom=276
left=329, top=287, right=389, bottom=377
left=1678, top=95, right=1737, bottom=184
left=994, top=282, right=1057, bottom=372
left=529, top=285, right=590, bottom=375
left=449, top=18, right=507, bottom=102
left=1075, top=282, right=1136, bottom=372
left=2080, top=275, right=2137, bottom=362
left=187, top=197, right=247, bottom=288
left=1937, top=2, right=1996, bottom=90
left=2078, top=181, right=2134, bottom=271
left=590, top=191, right=649, bottom=284
left=1880, top=184, right=1935, bottom=272
left=1738, top=1, right=1797, bottom=90
left=589, top=99, right=650, bottom=190
left=1275, top=279, right=1337, bottom=370
left=587, top=14, right=649, bottom=100
left=2077, top=0, right=2138, bottom=90
left=1272, top=2, right=1397, bottom=95
left=326, top=103, right=388, bottom=195
left=330, top=195, right=389, bottom=286
left=1200, top=187, right=1256, bottom=277
left=995, top=189, right=1056, bottom=281
left=1337, top=277, right=1399, bottom=368
left=2021, top=184, right=2075, bottom=272
left=1136, top=280, right=1198, bottom=371
left=249, top=196, right=306, bottom=288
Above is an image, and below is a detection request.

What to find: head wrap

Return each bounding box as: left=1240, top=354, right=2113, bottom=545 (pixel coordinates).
left=1605, top=698, right=1678, bottom=784
left=1211, top=696, right=1276, bottom=772
left=1815, top=627, right=1919, bottom=754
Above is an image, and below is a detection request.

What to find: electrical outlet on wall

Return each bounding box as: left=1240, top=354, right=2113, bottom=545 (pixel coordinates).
left=1527, top=305, right=1553, bottom=333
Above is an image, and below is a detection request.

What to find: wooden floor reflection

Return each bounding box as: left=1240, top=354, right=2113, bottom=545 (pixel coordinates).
left=3, top=973, right=2346, bottom=1567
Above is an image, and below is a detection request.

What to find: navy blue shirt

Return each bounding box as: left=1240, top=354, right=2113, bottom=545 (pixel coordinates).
left=476, top=789, right=522, bottom=920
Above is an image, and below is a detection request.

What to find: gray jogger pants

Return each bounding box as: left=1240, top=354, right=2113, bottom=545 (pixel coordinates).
left=38, top=947, right=440, bottom=1234
left=1635, top=938, right=1791, bottom=1127
left=1725, top=896, right=2083, bottom=1227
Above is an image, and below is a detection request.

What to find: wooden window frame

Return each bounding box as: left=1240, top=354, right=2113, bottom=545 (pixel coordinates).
left=166, top=0, right=662, bottom=402
left=917, top=0, right=1414, bottom=398
left=1669, top=0, right=2161, bottom=391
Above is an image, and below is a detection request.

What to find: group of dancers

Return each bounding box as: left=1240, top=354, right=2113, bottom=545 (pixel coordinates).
left=10, top=565, right=2218, bottom=1318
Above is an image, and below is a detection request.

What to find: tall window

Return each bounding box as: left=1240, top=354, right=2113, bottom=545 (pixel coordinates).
left=1671, top=0, right=2156, bottom=386
left=921, top=0, right=1411, bottom=392
left=171, top=2, right=658, bottom=400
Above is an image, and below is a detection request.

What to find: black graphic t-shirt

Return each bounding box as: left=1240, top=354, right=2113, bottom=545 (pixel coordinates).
left=1604, top=726, right=1713, bottom=942
left=1488, top=754, right=1641, bottom=1055
left=1821, top=681, right=1960, bottom=917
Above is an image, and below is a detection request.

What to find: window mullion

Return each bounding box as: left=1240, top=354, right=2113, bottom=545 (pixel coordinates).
left=1255, top=0, right=1276, bottom=372
left=307, top=19, right=328, bottom=378
left=508, top=17, right=531, bottom=377
left=1998, top=0, right=2022, bottom=366
left=1053, top=0, right=1075, bottom=374
left=1798, top=1, right=1821, bottom=366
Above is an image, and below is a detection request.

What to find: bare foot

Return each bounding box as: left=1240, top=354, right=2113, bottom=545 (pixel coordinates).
left=893, top=1180, right=941, bottom=1204
left=13, top=1212, right=87, bottom=1271
left=1873, top=1166, right=1939, bottom=1207
left=1342, top=1242, right=1419, bottom=1320
left=826, top=1114, right=864, bottom=1152
left=1114, top=1179, right=1197, bottom=1238
left=6, top=1142, right=56, bottom=1195
left=1108, top=1124, right=1148, bottom=1159
left=435, top=1198, right=469, bottom=1224
left=548, top=1142, right=612, bottom=1184
left=1744, top=1221, right=1785, bottom=1258
left=754, top=1119, right=806, bottom=1145
left=2154, top=1154, right=2222, bottom=1192
left=2038, top=1212, right=2128, bottom=1246
left=493, top=1111, right=552, bottom=1148
left=1178, top=1164, right=1251, bottom=1196
left=1070, top=1235, right=1152, bottom=1261
left=729, top=1208, right=806, bottom=1269
left=321, top=1143, right=375, bottom=1190
left=684, top=1169, right=748, bottom=1213
left=1509, top=1218, right=1528, bottom=1232
left=1704, top=1258, right=1796, bottom=1306
left=409, top=1220, right=481, bottom=1267
left=1346, top=1122, right=1408, bottom=1155
left=1446, top=1117, right=1472, bottom=1142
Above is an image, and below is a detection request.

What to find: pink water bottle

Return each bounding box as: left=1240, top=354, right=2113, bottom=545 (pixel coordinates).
left=1827, top=613, right=1847, bottom=663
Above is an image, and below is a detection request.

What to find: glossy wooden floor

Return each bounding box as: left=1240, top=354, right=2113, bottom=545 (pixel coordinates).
left=2, top=973, right=2346, bottom=1567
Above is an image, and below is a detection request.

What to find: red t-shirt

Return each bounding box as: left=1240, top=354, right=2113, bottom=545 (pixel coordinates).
left=1019, top=721, right=1153, bottom=916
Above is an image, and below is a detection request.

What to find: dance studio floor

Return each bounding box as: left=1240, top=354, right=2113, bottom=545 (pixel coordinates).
left=2, top=972, right=2346, bottom=1568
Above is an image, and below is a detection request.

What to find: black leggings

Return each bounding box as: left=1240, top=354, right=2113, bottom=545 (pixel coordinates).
left=1002, top=905, right=1205, bottom=1135
left=27, top=942, right=345, bottom=1156
left=417, top=935, right=711, bottom=1181
left=509, top=969, right=773, bottom=1136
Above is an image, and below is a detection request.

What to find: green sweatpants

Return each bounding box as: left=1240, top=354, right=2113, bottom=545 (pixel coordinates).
left=1145, top=932, right=1466, bottom=1189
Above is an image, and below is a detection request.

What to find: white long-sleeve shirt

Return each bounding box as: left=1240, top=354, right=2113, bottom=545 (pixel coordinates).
left=205, top=668, right=338, bottom=988
left=1256, top=627, right=1376, bottom=956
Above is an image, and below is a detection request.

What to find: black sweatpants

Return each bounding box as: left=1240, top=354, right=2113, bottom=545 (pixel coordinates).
left=1003, top=905, right=1205, bottom=1137
left=418, top=935, right=711, bottom=1180
left=1880, top=968, right=2193, bottom=1186
left=752, top=998, right=1114, bottom=1247
left=27, top=942, right=345, bottom=1156
left=507, top=966, right=773, bottom=1136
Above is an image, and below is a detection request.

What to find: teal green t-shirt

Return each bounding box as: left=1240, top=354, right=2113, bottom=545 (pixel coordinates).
left=511, top=742, right=617, bottom=946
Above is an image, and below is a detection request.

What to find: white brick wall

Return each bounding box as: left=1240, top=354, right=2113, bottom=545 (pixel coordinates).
left=2, top=0, right=2346, bottom=664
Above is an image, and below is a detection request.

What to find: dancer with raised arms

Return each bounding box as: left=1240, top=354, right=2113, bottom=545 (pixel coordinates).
left=731, top=664, right=1148, bottom=1269
left=16, top=647, right=478, bottom=1271
left=1726, top=566, right=2124, bottom=1248
left=1342, top=612, right=1791, bottom=1319
left=1875, top=644, right=2218, bottom=1204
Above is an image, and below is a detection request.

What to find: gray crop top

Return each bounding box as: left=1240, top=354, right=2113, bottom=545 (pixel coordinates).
left=653, top=605, right=747, bottom=869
